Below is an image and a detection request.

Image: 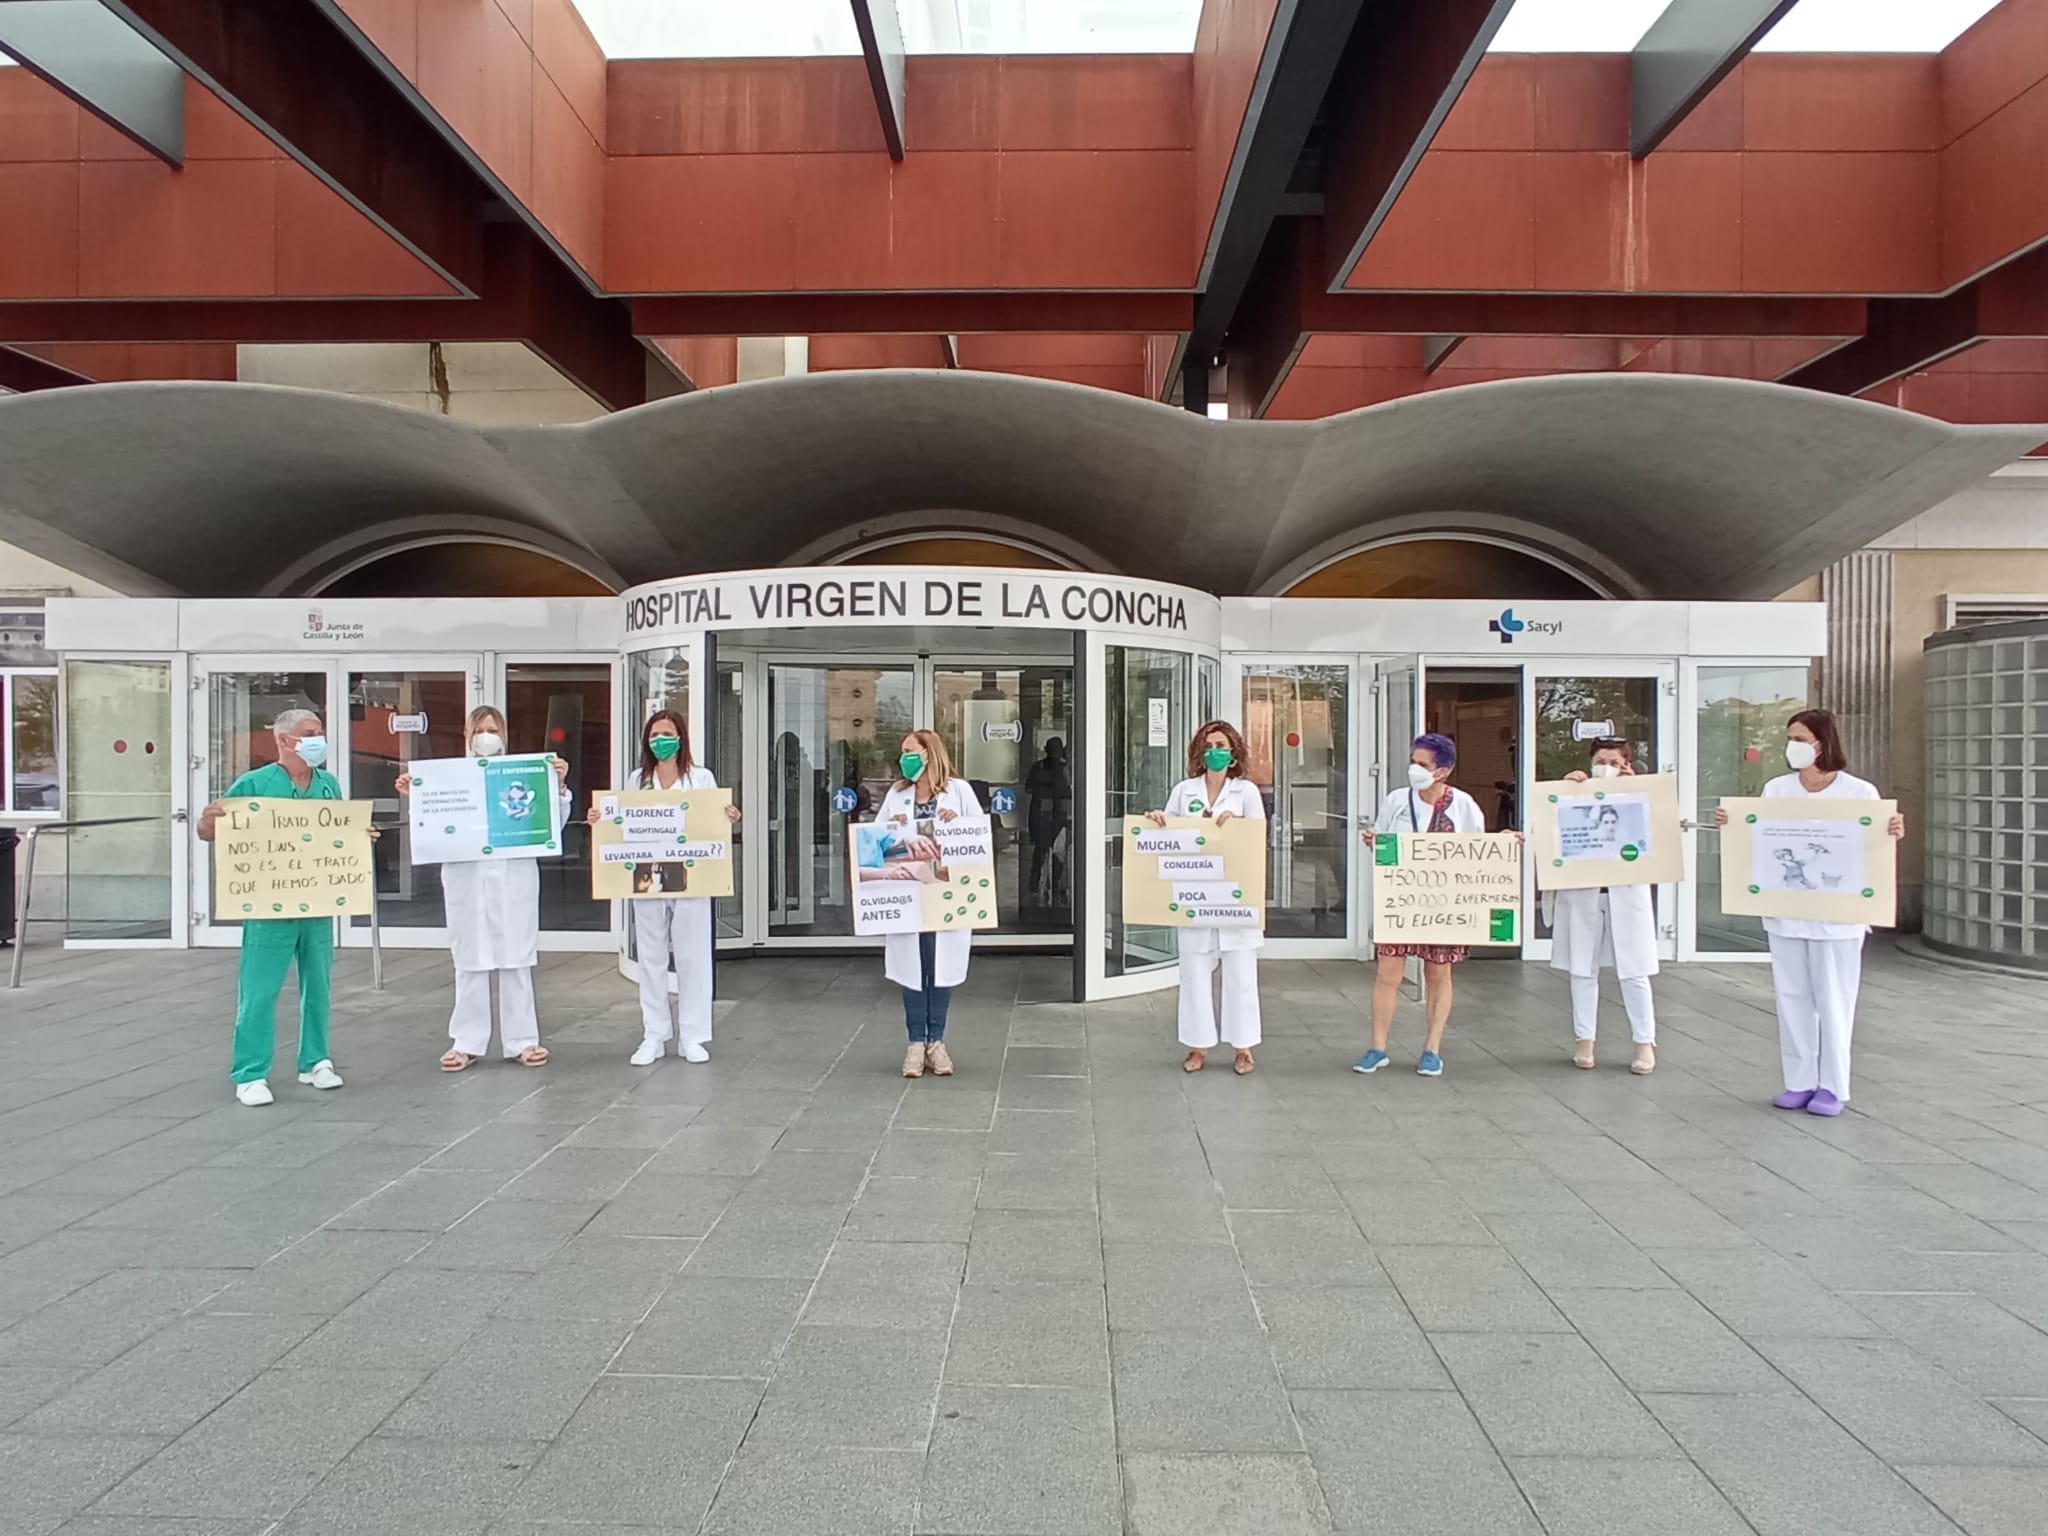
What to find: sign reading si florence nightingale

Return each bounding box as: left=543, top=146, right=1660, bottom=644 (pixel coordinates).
left=1121, top=816, right=1266, bottom=928
left=590, top=788, right=735, bottom=900
left=214, top=799, right=375, bottom=918
left=850, top=815, right=1000, bottom=935
left=1373, top=832, right=1523, bottom=945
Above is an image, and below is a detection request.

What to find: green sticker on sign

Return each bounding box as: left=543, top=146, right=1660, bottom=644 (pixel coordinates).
left=1488, top=908, right=1516, bottom=943
left=1746, top=813, right=1758, bottom=824
left=1748, top=883, right=1761, bottom=894
left=332, top=839, right=344, bottom=848
left=241, top=902, right=253, bottom=913
left=1594, top=791, right=1606, bottom=800
left=1130, top=823, right=1143, bottom=836
left=1861, top=887, right=1875, bottom=898
left=443, top=824, right=456, bottom=835
left=297, top=903, right=310, bottom=912
left=1620, top=844, right=1640, bottom=861
left=1552, top=858, right=1564, bottom=867
left=1375, top=833, right=1400, bottom=867
left=1548, top=793, right=1559, bottom=803
left=481, top=845, right=494, bottom=855
left=1858, top=816, right=1873, bottom=826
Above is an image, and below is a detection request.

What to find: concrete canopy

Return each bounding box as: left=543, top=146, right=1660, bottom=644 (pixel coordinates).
left=0, top=371, right=2035, bottom=600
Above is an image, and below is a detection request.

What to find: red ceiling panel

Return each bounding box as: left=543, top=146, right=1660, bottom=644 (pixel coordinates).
left=79, top=159, right=278, bottom=298
left=0, top=70, right=79, bottom=162
left=333, top=0, right=421, bottom=82
left=1741, top=151, right=1938, bottom=294
left=1741, top=56, right=1937, bottom=152
left=418, top=0, right=534, bottom=202
left=793, top=154, right=897, bottom=290
left=882, top=153, right=1006, bottom=290
left=0, top=163, right=80, bottom=298
left=529, top=64, right=605, bottom=277
left=533, top=0, right=606, bottom=149
left=1637, top=153, right=1745, bottom=291
left=997, top=55, right=1189, bottom=150
left=275, top=161, right=455, bottom=296
left=606, top=154, right=797, bottom=291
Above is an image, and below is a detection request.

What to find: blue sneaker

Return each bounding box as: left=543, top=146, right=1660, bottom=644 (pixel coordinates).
left=1352, top=1049, right=1390, bottom=1074
left=1417, top=1051, right=1444, bottom=1077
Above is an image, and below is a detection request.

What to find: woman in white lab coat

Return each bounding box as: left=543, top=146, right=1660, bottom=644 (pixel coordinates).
left=870, top=729, right=982, bottom=1079
left=1147, top=720, right=1265, bottom=1075
left=588, top=710, right=741, bottom=1067
left=1714, top=708, right=1905, bottom=1117
left=1549, top=737, right=1658, bottom=1075
left=1356, top=733, right=1488, bottom=1078
left=397, top=706, right=569, bottom=1070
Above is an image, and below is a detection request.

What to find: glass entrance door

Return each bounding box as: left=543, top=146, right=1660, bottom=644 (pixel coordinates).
left=1683, top=660, right=1812, bottom=959
left=1238, top=661, right=1355, bottom=952
left=500, top=659, right=615, bottom=946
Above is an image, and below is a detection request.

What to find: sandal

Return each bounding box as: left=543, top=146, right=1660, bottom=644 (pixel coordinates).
left=1573, top=1041, right=1596, bottom=1071
left=440, top=1050, right=478, bottom=1073
left=513, top=1046, right=549, bottom=1067
left=1182, top=1049, right=1206, bottom=1073
left=1233, top=1050, right=1255, bottom=1076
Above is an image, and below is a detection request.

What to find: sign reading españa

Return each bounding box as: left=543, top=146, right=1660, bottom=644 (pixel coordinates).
left=1372, top=832, right=1523, bottom=946
left=589, top=787, right=735, bottom=900
left=1119, top=815, right=1266, bottom=928
left=849, top=814, right=999, bottom=934
left=213, top=798, right=375, bottom=919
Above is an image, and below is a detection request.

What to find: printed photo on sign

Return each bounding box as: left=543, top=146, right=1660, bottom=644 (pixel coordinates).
left=1558, top=794, right=1652, bottom=862
left=848, top=815, right=999, bottom=935
left=1751, top=818, right=1867, bottom=894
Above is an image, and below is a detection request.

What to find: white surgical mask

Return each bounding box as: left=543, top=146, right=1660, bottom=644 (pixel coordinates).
left=472, top=732, right=505, bottom=758
left=1589, top=762, right=1620, bottom=779
left=1406, top=763, right=1435, bottom=793
left=1785, top=740, right=1818, bottom=772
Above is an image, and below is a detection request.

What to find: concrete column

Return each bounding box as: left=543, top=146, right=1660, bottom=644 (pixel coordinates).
left=1817, top=546, right=1894, bottom=788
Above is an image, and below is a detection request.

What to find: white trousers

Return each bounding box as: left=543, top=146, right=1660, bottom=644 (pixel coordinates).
left=634, top=898, right=713, bottom=1046
left=1569, top=973, right=1657, bottom=1043
left=1177, top=948, right=1261, bottom=1049
left=1767, top=935, right=1862, bottom=1101
left=449, top=967, right=539, bottom=1057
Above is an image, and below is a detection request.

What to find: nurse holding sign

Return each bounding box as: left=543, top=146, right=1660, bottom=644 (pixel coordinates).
left=1145, top=722, right=1266, bottom=1076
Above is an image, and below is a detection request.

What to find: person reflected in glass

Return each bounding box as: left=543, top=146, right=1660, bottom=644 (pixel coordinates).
left=874, top=729, right=983, bottom=1079
left=1025, top=736, right=1071, bottom=902
left=1713, top=708, right=1904, bottom=1117
left=396, top=705, right=568, bottom=1071
left=1147, top=721, right=1265, bottom=1076
left=1549, top=737, right=1657, bottom=1075
left=1357, top=733, right=1487, bottom=1078
left=588, top=711, right=741, bottom=1067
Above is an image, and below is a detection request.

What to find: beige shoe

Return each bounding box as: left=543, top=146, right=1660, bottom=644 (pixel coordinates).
left=927, top=1042, right=955, bottom=1077
left=1632, top=1043, right=1657, bottom=1076
left=1573, top=1040, right=1596, bottom=1070
left=903, top=1043, right=926, bottom=1079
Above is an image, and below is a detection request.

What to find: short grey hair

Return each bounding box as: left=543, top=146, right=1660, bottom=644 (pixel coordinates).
left=273, top=707, right=322, bottom=737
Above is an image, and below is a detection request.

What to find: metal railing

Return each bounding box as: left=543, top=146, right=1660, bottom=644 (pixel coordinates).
left=6, top=815, right=388, bottom=990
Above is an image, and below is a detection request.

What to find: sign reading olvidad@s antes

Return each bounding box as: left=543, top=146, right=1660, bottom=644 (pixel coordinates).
left=1120, top=815, right=1266, bottom=928
left=849, top=814, right=999, bottom=935
left=1373, top=832, right=1523, bottom=945
left=588, top=787, right=734, bottom=900
left=214, top=798, right=374, bottom=919
left=407, top=754, right=563, bottom=865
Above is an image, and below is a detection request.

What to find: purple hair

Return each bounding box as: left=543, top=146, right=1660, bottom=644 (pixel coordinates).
left=1413, top=733, right=1457, bottom=770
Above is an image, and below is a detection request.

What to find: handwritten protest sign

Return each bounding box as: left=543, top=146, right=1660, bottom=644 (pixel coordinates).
left=589, top=787, right=734, bottom=900
left=1372, top=832, right=1523, bottom=945
left=1119, top=814, right=1266, bottom=929
left=213, top=798, right=374, bottom=919
left=849, top=814, right=999, bottom=934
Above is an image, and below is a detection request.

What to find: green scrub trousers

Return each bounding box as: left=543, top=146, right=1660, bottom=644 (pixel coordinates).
left=232, top=917, right=332, bottom=1083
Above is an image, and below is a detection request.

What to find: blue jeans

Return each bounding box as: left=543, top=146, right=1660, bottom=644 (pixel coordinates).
left=902, top=931, right=953, bottom=1043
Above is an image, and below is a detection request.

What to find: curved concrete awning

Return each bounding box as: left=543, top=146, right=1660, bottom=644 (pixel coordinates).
left=0, top=371, right=2035, bottom=599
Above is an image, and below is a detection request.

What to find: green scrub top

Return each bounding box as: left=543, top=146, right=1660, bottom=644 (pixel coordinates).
left=224, top=762, right=343, bottom=801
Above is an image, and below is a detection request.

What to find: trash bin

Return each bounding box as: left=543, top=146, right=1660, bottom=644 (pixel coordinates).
left=0, top=826, right=18, bottom=947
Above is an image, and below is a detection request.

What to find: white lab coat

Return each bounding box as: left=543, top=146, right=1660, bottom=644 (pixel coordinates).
left=1759, top=769, right=1881, bottom=1101
left=1548, top=885, right=1659, bottom=981
left=875, top=778, right=983, bottom=991
left=442, top=785, right=569, bottom=1056
left=632, top=765, right=718, bottom=1046
left=1165, top=775, right=1266, bottom=956
left=1161, top=774, right=1265, bottom=1050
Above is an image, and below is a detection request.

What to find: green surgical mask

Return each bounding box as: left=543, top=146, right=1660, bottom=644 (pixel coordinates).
left=649, top=734, right=681, bottom=762
left=1202, top=746, right=1233, bottom=772
left=899, top=752, right=926, bottom=781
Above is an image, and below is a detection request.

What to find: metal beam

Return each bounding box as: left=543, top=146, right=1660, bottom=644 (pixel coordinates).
left=630, top=292, right=1194, bottom=338
left=1421, top=334, right=1463, bottom=372
left=0, top=0, right=184, bottom=164
left=1631, top=0, right=1799, bottom=158
left=0, top=346, right=94, bottom=393
left=1321, top=0, right=1517, bottom=289
left=99, top=0, right=485, bottom=293
left=849, top=0, right=906, bottom=160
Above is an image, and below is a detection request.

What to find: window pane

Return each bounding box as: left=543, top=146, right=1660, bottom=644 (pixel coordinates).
left=1243, top=665, right=1348, bottom=940
left=63, top=659, right=173, bottom=939
left=1105, top=645, right=1190, bottom=976
left=10, top=672, right=59, bottom=812
left=1695, top=664, right=1809, bottom=953
left=504, top=663, right=613, bottom=933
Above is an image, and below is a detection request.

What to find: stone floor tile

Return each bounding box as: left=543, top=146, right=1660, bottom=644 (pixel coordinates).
left=745, top=1325, right=947, bottom=1450
left=1431, top=1332, right=1679, bottom=1459
left=1291, top=1389, right=1542, bottom=1536
left=1543, top=1286, right=1790, bottom=1394
left=703, top=1444, right=919, bottom=1536
left=1253, top=1285, right=1449, bottom=1390
left=943, top=1281, right=1109, bottom=1388
left=377, top=1319, right=630, bottom=1441
left=1377, top=1245, right=1573, bottom=1333
left=842, top=1176, right=980, bottom=1244
left=18, top=1311, right=323, bottom=1437
left=610, top=1276, right=810, bottom=1378
left=918, top=1384, right=1118, bottom=1536
left=1122, top=1452, right=1333, bottom=1536
left=966, top=1208, right=1103, bottom=1283
left=1753, top=1336, right=2048, bottom=1465
left=1899, top=1464, right=2048, bottom=1536
left=1109, top=1328, right=1299, bottom=1453
left=1508, top=1454, right=1754, bottom=1536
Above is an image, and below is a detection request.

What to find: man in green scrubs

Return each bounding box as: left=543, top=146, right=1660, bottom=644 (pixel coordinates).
left=198, top=708, right=347, bottom=1108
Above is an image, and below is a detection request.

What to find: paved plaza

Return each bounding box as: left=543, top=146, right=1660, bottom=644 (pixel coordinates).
left=2, top=942, right=2047, bottom=1535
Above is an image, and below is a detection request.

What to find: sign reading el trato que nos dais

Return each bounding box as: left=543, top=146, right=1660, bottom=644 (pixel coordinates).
left=214, top=798, right=375, bottom=918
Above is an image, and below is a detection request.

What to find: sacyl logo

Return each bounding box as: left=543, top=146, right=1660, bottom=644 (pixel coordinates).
left=1488, top=608, right=1562, bottom=644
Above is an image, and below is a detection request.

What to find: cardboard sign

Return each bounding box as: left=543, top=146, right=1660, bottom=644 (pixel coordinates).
left=1119, top=814, right=1266, bottom=929
left=1719, top=796, right=1898, bottom=926
left=1532, top=773, right=1682, bottom=891
left=407, top=754, right=563, bottom=866
left=589, top=787, right=734, bottom=900
left=849, top=813, right=999, bottom=934
left=214, top=798, right=374, bottom=919
left=1372, top=832, right=1523, bottom=946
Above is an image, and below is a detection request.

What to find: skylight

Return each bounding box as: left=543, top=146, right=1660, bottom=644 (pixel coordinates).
left=566, top=0, right=1204, bottom=58
left=1487, top=0, right=2003, bottom=54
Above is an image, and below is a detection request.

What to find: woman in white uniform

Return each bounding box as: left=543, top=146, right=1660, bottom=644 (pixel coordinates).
left=1548, top=736, right=1657, bottom=1075
left=1356, top=733, right=1487, bottom=1078
left=871, top=729, right=983, bottom=1079
left=1715, top=708, right=1905, bottom=1117
left=1146, top=720, right=1265, bottom=1075
left=588, top=710, right=741, bottom=1067
left=397, top=706, right=569, bottom=1071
